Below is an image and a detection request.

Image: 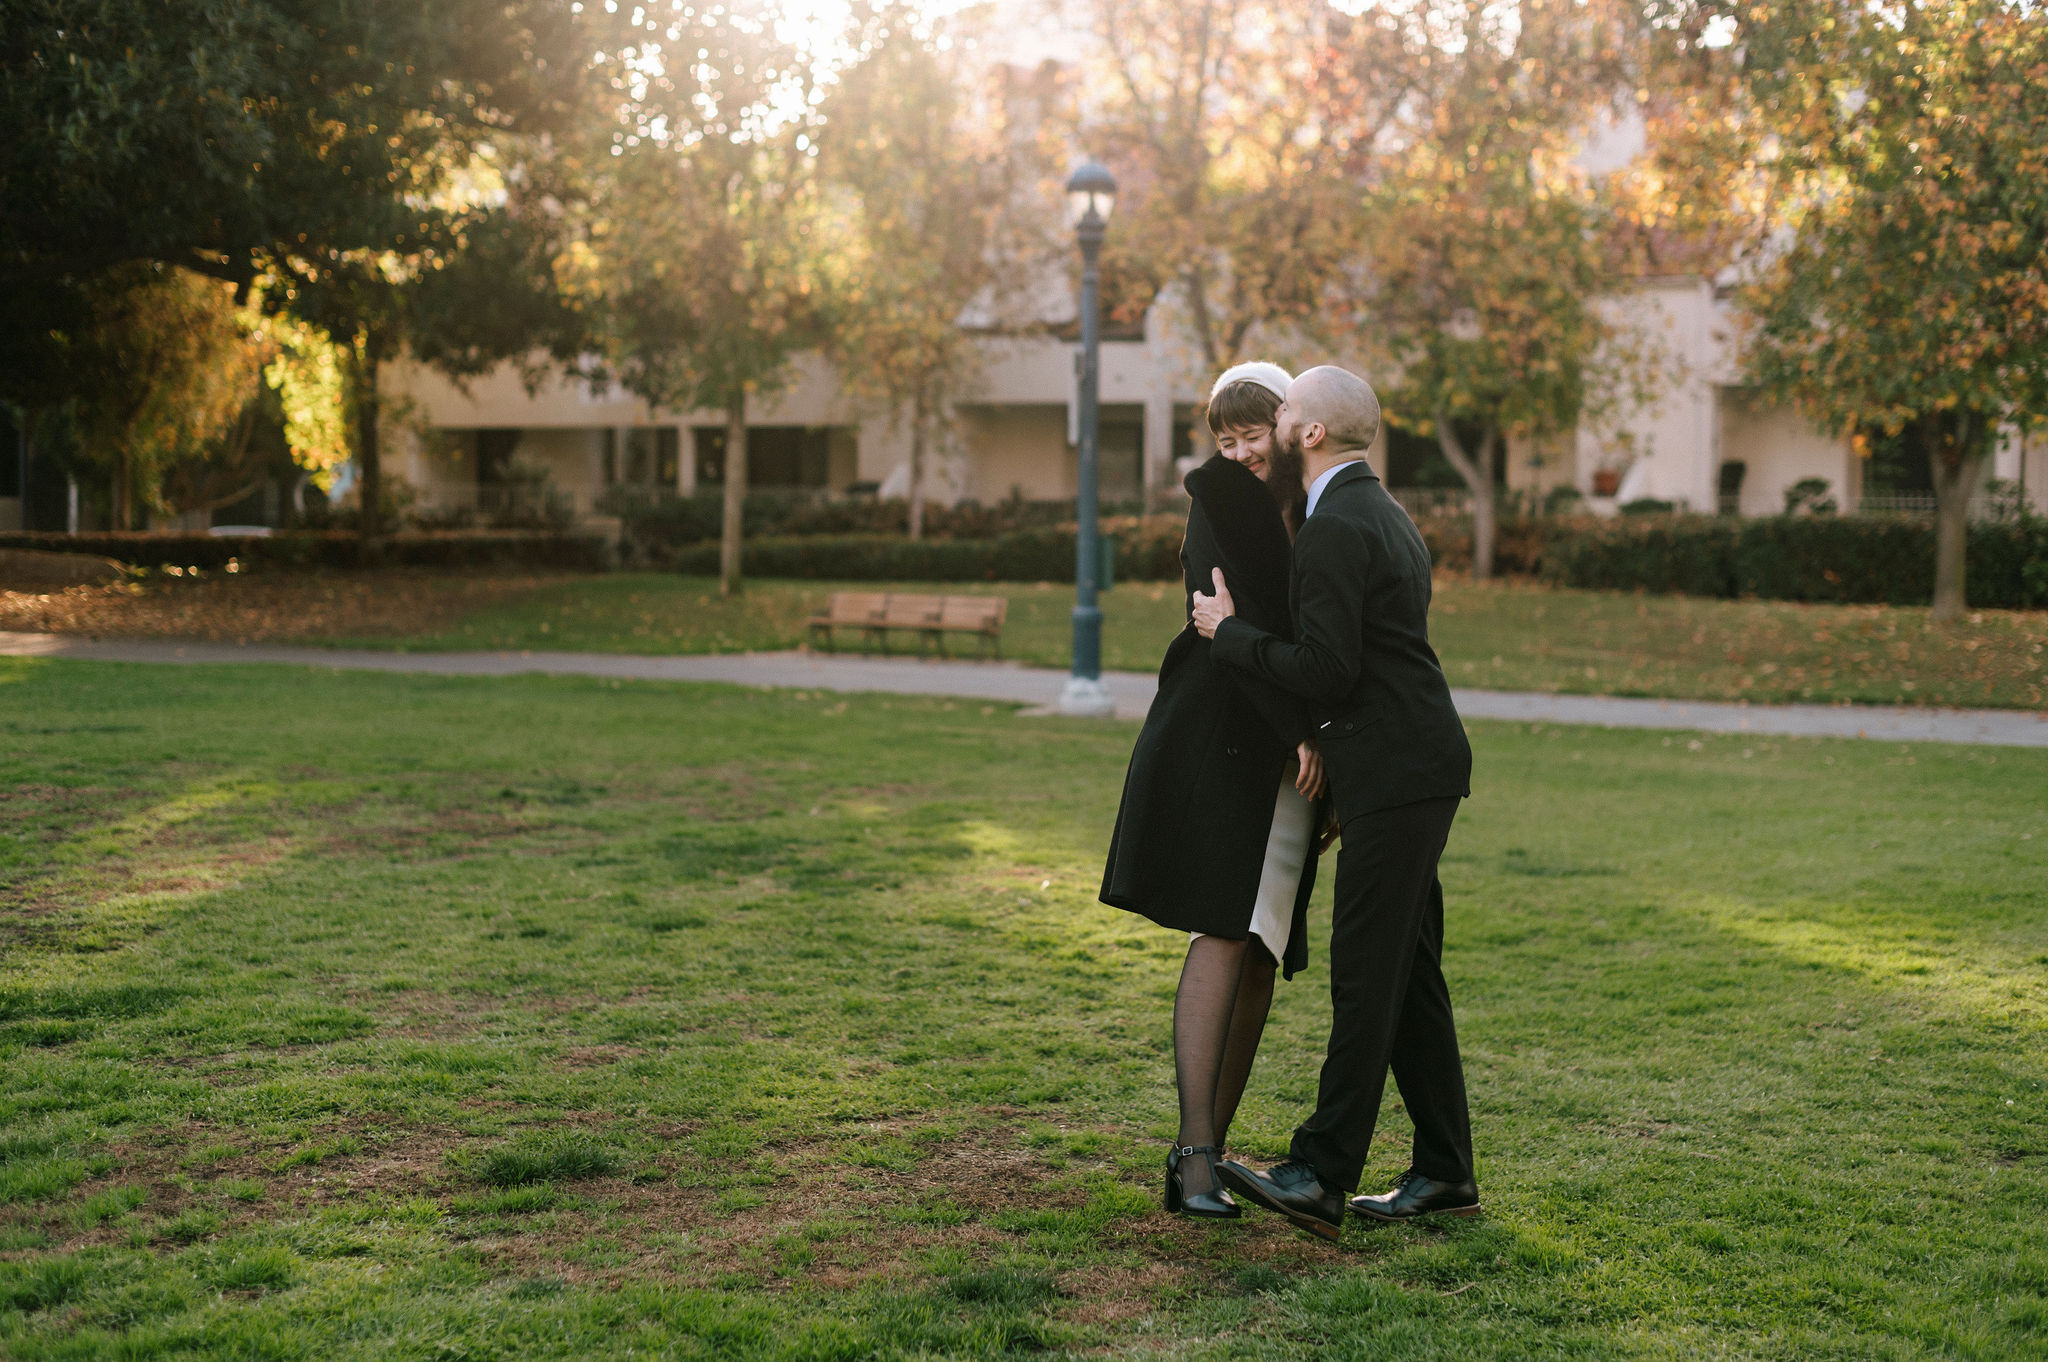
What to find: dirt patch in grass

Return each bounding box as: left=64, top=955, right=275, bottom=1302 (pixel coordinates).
left=359, top=990, right=489, bottom=1039
left=0, top=571, right=563, bottom=644
left=16, top=1115, right=1355, bottom=1327
left=558, top=1045, right=646, bottom=1069
left=457, top=1125, right=1355, bottom=1323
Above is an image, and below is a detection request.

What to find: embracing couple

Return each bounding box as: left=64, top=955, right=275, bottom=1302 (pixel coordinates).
left=1099, top=362, right=1475, bottom=1242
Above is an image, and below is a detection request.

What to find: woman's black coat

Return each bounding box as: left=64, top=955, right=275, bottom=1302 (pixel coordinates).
left=1098, top=455, right=1320, bottom=978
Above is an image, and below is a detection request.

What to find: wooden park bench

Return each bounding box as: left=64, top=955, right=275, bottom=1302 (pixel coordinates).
left=806, top=591, right=1008, bottom=658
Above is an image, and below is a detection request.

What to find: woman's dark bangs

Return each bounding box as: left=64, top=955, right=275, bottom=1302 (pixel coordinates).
left=1205, top=380, right=1282, bottom=435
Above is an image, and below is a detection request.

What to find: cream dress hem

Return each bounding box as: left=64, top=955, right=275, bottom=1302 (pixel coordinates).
left=1190, top=766, right=1315, bottom=964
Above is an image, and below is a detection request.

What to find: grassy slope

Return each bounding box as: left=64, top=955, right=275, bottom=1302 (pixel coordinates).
left=1, top=659, right=2043, bottom=1358
left=353, top=574, right=2048, bottom=710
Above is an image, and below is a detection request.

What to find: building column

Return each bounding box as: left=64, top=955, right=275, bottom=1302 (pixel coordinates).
left=1141, top=391, right=1174, bottom=514
left=679, top=425, right=698, bottom=495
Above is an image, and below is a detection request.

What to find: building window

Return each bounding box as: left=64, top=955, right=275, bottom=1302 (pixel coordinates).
left=1096, top=408, right=1145, bottom=500
left=603, top=428, right=682, bottom=488
left=477, top=429, right=524, bottom=484
left=693, top=426, right=839, bottom=488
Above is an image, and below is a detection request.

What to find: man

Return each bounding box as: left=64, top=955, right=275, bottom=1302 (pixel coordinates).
left=1190, top=365, right=1477, bottom=1240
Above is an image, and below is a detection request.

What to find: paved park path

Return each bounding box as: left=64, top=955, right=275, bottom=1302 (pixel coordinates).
left=5, top=630, right=2045, bottom=748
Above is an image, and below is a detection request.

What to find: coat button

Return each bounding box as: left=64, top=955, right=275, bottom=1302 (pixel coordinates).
left=1226, top=746, right=1239, bottom=757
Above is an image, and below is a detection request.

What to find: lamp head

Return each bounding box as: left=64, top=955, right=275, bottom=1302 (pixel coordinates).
left=1064, top=161, right=1117, bottom=231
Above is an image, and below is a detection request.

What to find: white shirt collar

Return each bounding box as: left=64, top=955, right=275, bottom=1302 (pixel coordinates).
left=1304, top=460, right=1360, bottom=518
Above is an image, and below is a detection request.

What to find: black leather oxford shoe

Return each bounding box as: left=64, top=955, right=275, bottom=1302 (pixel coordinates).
left=1348, top=1169, right=1481, bottom=1222
left=1217, top=1158, right=1345, bottom=1241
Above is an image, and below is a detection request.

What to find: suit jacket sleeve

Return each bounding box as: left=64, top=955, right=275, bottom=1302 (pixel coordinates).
left=1212, top=515, right=1367, bottom=708
left=1180, top=480, right=1314, bottom=747
left=1227, top=649, right=1314, bottom=748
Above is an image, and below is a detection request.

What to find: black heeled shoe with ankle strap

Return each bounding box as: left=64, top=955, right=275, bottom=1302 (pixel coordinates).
left=1165, top=1144, right=1241, bottom=1219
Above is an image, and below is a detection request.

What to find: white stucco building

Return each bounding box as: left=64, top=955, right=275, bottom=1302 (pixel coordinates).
left=379, top=268, right=2047, bottom=528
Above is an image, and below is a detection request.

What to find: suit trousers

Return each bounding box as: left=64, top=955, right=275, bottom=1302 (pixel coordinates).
left=1289, top=795, right=1472, bottom=1192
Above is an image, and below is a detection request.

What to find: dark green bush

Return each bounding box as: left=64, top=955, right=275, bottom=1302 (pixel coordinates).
left=1540, top=517, right=1740, bottom=596
left=0, top=531, right=610, bottom=573
left=674, top=521, right=1187, bottom=583
left=1413, top=515, right=1548, bottom=576
left=1734, top=516, right=1936, bottom=604
left=1542, top=514, right=2048, bottom=608
left=611, top=491, right=1158, bottom=557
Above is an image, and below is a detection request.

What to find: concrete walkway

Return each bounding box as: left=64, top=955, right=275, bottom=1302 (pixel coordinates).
left=5, top=631, right=2045, bottom=748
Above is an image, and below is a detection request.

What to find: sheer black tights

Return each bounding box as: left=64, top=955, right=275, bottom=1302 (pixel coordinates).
left=1173, top=934, right=1278, bottom=1196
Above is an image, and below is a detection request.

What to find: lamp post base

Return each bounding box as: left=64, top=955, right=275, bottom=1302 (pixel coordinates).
left=1056, top=675, right=1117, bottom=718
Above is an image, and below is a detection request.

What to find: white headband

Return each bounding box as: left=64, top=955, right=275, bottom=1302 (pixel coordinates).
left=1209, top=361, right=1293, bottom=402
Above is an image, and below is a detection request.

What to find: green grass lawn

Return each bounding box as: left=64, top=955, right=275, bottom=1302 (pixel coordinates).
left=336, top=573, right=2048, bottom=710
left=2, top=660, right=2045, bottom=1358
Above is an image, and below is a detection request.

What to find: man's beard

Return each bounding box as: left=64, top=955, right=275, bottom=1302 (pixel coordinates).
left=1265, top=442, right=1308, bottom=527
left=1266, top=443, right=1307, bottom=501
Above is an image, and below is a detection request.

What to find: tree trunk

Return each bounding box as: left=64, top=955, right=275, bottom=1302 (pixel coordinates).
left=113, top=445, right=133, bottom=531
left=1925, top=409, right=1986, bottom=622
left=907, top=385, right=926, bottom=542
left=356, top=330, right=386, bottom=548
left=1434, top=404, right=1499, bottom=580
left=720, top=387, right=747, bottom=597
left=1183, top=264, right=1221, bottom=372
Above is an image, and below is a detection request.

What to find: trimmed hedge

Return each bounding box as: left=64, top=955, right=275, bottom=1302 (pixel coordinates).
left=673, top=523, right=1188, bottom=583
left=1412, top=514, right=1547, bottom=577
left=1542, top=514, right=2048, bottom=609
left=610, top=490, right=1157, bottom=554
left=0, top=531, right=612, bottom=573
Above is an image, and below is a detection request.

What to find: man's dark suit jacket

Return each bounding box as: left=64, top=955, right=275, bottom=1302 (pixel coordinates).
left=1212, top=458, right=1472, bottom=822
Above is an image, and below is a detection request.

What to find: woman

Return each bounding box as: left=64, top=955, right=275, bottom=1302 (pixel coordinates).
left=1099, top=361, right=1324, bottom=1219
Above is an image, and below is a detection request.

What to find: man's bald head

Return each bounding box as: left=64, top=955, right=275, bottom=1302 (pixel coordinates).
left=1285, top=366, right=1381, bottom=455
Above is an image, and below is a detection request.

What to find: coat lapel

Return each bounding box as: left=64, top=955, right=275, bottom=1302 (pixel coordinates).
left=1291, top=460, right=1378, bottom=619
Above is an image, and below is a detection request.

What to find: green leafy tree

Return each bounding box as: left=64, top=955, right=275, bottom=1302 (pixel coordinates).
left=1711, top=0, right=2048, bottom=619
left=1349, top=0, right=1635, bottom=580
left=2, top=1, right=592, bottom=540
left=817, top=4, right=1051, bottom=539
left=63, top=265, right=270, bottom=529
left=279, top=204, right=585, bottom=542
left=564, top=2, right=831, bottom=595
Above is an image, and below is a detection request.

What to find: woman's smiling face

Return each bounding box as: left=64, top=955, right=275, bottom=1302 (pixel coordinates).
left=1216, top=422, right=1279, bottom=482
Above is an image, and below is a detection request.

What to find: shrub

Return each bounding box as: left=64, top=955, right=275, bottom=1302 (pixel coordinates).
left=611, top=491, right=1163, bottom=560
left=1541, top=516, right=1740, bottom=596
left=1414, top=514, right=1549, bottom=576
left=673, top=519, right=1188, bottom=583
left=1542, top=513, right=2048, bottom=608
left=0, top=530, right=610, bottom=573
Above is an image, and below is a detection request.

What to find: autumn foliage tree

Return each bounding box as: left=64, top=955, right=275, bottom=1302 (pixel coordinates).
left=817, top=4, right=1052, bottom=539
left=1349, top=0, right=1634, bottom=580
left=63, top=266, right=271, bottom=530
left=1079, top=0, right=1412, bottom=379
left=1715, top=0, right=2048, bottom=619
left=567, top=2, right=830, bottom=594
